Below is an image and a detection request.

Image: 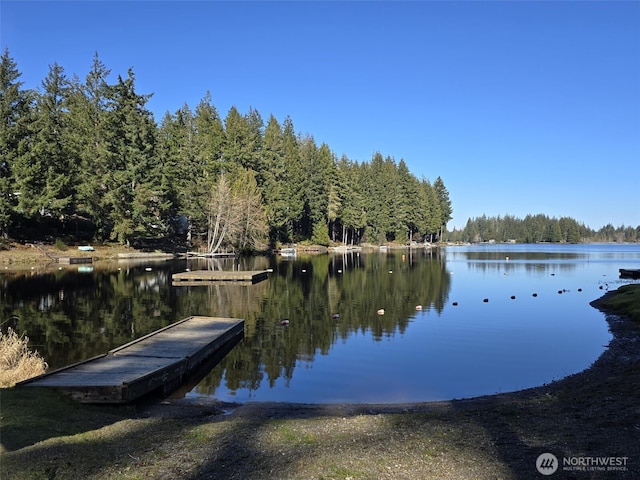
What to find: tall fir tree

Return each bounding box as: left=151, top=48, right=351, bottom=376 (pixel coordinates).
left=0, top=49, right=32, bottom=238
left=104, top=69, right=158, bottom=244
left=14, top=62, right=77, bottom=219
left=67, top=53, right=114, bottom=239
left=157, top=105, right=197, bottom=234
left=336, top=156, right=366, bottom=245
left=261, top=114, right=288, bottom=243
left=433, top=176, right=452, bottom=240
left=282, top=116, right=303, bottom=241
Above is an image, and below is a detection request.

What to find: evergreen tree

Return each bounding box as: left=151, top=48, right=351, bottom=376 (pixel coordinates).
left=549, top=220, right=563, bottom=242
left=0, top=49, right=32, bottom=238
left=194, top=92, right=225, bottom=177
left=282, top=116, right=304, bottom=241
left=336, top=156, right=366, bottom=245
left=223, top=106, right=264, bottom=178
left=261, top=114, right=288, bottom=243
left=14, top=62, right=77, bottom=219
left=395, top=159, right=418, bottom=242
left=422, top=180, right=442, bottom=242
left=157, top=105, right=197, bottom=234
left=245, top=107, right=264, bottom=182
left=67, top=53, right=113, bottom=239
left=433, top=176, right=452, bottom=240
left=104, top=69, right=157, bottom=244
left=363, top=152, right=391, bottom=243
left=566, top=222, right=581, bottom=243
left=298, top=136, right=332, bottom=240
left=326, top=152, right=343, bottom=243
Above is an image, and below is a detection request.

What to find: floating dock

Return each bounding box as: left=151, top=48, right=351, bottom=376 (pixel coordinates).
left=187, top=251, right=236, bottom=258
left=172, top=270, right=270, bottom=285
left=18, top=316, right=244, bottom=403
left=57, top=256, right=93, bottom=265
left=117, top=252, right=176, bottom=260
left=619, top=268, right=640, bottom=279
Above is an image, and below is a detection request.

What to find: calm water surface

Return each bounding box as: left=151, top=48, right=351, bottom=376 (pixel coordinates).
left=2, top=244, right=639, bottom=403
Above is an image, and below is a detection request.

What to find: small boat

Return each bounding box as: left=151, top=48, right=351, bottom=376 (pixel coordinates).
left=279, top=247, right=297, bottom=257
left=619, top=268, right=640, bottom=279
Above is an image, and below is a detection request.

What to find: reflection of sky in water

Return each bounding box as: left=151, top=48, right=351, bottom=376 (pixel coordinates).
left=195, top=244, right=640, bottom=403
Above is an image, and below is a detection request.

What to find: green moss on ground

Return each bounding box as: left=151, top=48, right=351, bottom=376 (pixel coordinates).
left=597, top=284, right=640, bottom=323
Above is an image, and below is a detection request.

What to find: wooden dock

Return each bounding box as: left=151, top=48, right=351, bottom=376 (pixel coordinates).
left=18, top=316, right=244, bottom=403
left=118, top=252, right=176, bottom=260
left=58, top=256, right=93, bottom=265
left=172, top=270, right=270, bottom=285
left=187, top=251, right=236, bottom=258
left=619, top=268, right=640, bottom=279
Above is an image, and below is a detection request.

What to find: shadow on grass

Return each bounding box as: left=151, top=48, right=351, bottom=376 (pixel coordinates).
left=1, top=387, right=135, bottom=452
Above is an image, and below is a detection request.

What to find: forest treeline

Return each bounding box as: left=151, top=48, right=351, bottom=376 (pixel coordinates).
left=0, top=50, right=452, bottom=252
left=447, top=214, right=640, bottom=244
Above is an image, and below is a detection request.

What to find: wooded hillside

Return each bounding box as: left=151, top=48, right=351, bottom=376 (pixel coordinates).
left=447, top=214, right=640, bottom=244
left=0, top=50, right=452, bottom=251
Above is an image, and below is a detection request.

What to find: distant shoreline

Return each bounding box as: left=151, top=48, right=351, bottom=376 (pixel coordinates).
left=1, top=240, right=637, bottom=269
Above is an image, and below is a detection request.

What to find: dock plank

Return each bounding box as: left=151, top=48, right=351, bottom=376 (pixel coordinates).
left=19, top=316, right=244, bottom=403
left=172, top=270, right=270, bottom=284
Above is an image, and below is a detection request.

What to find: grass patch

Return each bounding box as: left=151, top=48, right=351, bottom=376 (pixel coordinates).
left=272, top=421, right=318, bottom=445
left=324, top=464, right=366, bottom=479
left=0, top=328, right=47, bottom=387
left=54, top=238, right=68, bottom=251
left=0, top=388, right=178, bottom=480
left=0, top=388, right=134, bottom=452
left=599, top=284, right=640, bottom=323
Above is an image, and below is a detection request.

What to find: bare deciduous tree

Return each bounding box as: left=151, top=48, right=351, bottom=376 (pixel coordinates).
left=233, top=169, right=268, bottom=252
left=206, top=170, right=268, bottom=254
left=207, top=173, right=240, bottom=254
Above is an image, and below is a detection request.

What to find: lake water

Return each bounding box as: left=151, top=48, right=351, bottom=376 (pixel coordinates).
left=2, top=243, right=639, bottom=403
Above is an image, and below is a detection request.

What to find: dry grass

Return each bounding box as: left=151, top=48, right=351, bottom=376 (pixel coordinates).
left=0, top=327, right=48, bottom=387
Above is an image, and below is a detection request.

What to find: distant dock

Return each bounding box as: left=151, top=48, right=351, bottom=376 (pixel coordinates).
left=18, top=316, right=244, bottom=403
left=117, top=252, right=176, bottom=260
left=57, top=256, right=93, bottom=265
left=187, top=251, right=236, bottom=258
left=172, top=270, right=270, bottom=285
left=619, top=268, right=640, bottom=279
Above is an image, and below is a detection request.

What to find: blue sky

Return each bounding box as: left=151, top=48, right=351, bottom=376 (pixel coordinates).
left=2, top=1, right=639, bottom=230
